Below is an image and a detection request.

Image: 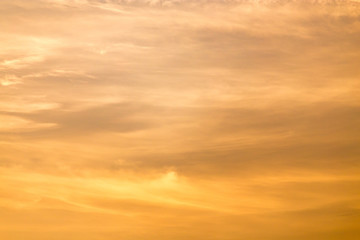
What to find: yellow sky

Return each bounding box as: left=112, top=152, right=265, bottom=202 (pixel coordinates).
left=1, top=0, right=360, bottom=239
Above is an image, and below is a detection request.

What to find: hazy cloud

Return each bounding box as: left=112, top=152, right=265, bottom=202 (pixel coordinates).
left=0, top=0, right=359, bottom=239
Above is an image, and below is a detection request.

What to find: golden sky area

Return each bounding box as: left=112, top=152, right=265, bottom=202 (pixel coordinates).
left=1, top=0, right=360, bottom=239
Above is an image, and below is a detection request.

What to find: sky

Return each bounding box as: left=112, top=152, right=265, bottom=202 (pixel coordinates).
left=0, top=0, right=360, bottom=239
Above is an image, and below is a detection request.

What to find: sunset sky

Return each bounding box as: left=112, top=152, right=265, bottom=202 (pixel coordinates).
left=1, top=0, right=360, bottom=239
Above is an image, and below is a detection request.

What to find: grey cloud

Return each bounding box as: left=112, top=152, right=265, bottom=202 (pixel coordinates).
left=2, top=103, right=166, bottom=135
left=118, top=102, right=360, bottom=176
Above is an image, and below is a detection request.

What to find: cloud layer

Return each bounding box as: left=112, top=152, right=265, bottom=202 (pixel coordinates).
left=0, top=0, right=360, bottom=239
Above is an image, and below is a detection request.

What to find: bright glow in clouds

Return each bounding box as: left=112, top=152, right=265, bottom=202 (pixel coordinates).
left=0, top=0, right=360, bottom=239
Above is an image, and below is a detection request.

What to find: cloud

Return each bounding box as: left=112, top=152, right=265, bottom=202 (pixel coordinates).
left=0, top=0, right=359, bottom=239
left=0, top=75, right=23, bottom=86
left=0, top=115, right=57, bottom=132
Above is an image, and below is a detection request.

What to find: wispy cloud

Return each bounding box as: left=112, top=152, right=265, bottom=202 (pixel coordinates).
left=0, top=0, right=359, bottom=239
